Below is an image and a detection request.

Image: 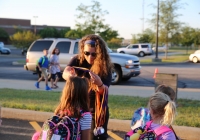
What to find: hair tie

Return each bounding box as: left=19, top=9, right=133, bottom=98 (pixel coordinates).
left=84, top=40, right=95, bottom=45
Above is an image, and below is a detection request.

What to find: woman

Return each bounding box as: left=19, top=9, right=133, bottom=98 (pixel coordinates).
left=63, top=34, right=113, bottom=140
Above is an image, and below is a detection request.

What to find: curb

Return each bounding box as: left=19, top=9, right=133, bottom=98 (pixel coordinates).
left=1, top=107, right=200, bottom=140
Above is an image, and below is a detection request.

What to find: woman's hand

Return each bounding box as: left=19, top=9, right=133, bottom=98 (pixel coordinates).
left=89, top=71, right=102, bottom=86
left=62, top=66, right=75, bottom=80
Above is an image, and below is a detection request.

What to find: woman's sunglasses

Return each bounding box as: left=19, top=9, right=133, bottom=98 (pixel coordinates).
left=73, top=66, right=90, bottom=79
left=84, top=51, right=97, bottom=57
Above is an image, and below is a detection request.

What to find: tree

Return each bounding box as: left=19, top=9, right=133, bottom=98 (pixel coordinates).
left=0, top=28, right=9, bottom=42
left=75, top=0, right=119, bottom=39
left=107, top=38, right=123, bottom=49
left=149, top=0, right=185, bottom=58
left=99, top=28, right=119, bottom=42
left=39, top=27, right=59, bottom=38
left=59, top=28, right=71, bottom=38
left=192, top=28, right=200, bottom=49
left=10, top=31, right=40, bottom=49
left=131, top=34, right=138, bottom=44
left=180, top=26, right=194, bottom=54
left=65, top=28, right=84, bottom=38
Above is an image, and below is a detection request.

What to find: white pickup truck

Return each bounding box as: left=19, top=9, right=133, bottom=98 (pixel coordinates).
left=24, top=38, right=141, bottom=84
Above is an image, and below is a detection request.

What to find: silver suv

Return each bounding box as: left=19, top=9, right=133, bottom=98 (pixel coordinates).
left=117, top=43, right=153, bottom=57
left=24, top=38, right=141, bottom=84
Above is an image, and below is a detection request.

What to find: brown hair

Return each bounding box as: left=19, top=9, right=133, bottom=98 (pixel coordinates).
left=54, top=76, right=90, bottom=118
left=148, top=92, right=176, bottom=126
left=78, top=34, right=113, bottom=78
left=52, top=48, right=60, bottom=55
left=155, top=84, right=176, bottom=101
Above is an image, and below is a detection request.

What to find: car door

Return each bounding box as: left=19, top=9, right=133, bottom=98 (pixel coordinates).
left=131, top=45, right=139, bottom=55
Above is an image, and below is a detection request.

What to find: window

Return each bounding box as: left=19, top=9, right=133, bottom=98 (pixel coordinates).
left=141, top=45, right=148, bottom=48
left=29, top=41, right=53, bottom=51
left=55, top=42, right=71, bottom=53
left=132, top=45, right=139, bottom=49
left=73, top=42, right=79, bottom=54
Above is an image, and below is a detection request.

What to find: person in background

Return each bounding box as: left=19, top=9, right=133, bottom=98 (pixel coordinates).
left=62, top=34, right=113, bottom=140
left=49, top=48, right=61, bottom=89
left=34, top=49, right=51, bottom=91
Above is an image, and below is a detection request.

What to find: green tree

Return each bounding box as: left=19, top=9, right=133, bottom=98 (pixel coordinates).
left=131, top=34, right=138, bottom=44
left=59, top=28, right=71, bottom=38
left=75, top=0, right=119, bottom=39
left=192, top=28, right=200, bottom=49
left=39, top=27, right=59, bottom=38
left=10, top=31, right=40, bottom=49
left=107, top=38, right=122, bottom=49
left=137, top=34, right=152, bottom=43
left=99, top=28, right=119, bottom=42
left=180, top=26, right=194, bottom=54
left=149, top=0, right=184, bottom=58
left=65, top=28, right=84, bottom=38
left=0, top=28, right=9, bottom=39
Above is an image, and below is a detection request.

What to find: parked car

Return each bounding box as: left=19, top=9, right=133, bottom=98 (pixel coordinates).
left=0, top=42, right=11, bottom=54
left=189, top=50, right=200, bottom=63
left=152, top=45, right=167, bottom=52
left=24, top=38, right=141, bottom=85
left=117, top=43, right=153, bottom=57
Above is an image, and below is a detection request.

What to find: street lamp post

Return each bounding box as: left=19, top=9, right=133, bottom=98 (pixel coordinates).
left=33, top=16, right=38, bottom=34
left=152, top=0, right=162, bottom=62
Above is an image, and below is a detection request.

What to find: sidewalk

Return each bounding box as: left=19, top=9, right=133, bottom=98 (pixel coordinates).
left=0, top=78, right=200, bottom=139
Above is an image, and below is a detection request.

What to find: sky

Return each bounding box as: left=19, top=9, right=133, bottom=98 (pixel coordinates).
left=0, top=0, right=200, bottom=39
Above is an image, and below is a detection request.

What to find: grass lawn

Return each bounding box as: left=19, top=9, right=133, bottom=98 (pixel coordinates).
left=0, top=88, right=200, bottom=128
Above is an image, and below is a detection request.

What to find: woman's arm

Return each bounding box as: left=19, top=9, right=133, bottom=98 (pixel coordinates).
left=81, top=129, right=91, bottom=140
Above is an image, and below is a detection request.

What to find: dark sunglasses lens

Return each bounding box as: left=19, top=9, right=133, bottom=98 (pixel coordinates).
left=84, top=51, right=90, bottom=56
left=84, top=51, right=96, bottom=57
left=91, top=53, right=96, bottom=57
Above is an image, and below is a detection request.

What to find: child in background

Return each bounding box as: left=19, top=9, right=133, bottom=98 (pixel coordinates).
left=34, top=49, right=51, bottom=91
left=148, top=92, right=177, bottom=140
left=49, top=48, right=61, bottom=89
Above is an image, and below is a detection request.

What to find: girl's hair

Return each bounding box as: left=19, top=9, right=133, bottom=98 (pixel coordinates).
left=155, top=84, right=176, bottom=101
left=78, top=34, right=113, bottom=78
left=54, top=76, right=90, bottom=118
left=148, top=92, right=176, bottom=126
left=52, top=48, right=60, bottom=55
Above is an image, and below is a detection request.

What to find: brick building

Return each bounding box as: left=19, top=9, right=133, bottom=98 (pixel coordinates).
left=0, top=18, right=70, bottom=43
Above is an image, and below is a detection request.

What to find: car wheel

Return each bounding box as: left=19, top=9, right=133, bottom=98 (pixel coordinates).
left=122, top=77, right=131, bottom=81
left=119, top=51, right=125, bottom=54
left=192, top=57, right=198, bottom=63
left=111, top=66, right=122, bottom=85
left=138, top=51, right=145, bottom=57
left=0, top=51, right=2, bottom=54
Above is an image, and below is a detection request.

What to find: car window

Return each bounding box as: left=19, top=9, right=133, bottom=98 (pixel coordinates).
left=29, top=40, right=53, bottom=51
left=141, top=45, right=148, bottom=48
left=55, top=42, right=71, bottom=53
left=73, top=42, right=79, bottom=54
left=132, top=45, right=139, bottom=49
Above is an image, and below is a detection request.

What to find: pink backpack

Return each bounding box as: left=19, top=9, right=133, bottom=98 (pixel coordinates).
left=124, top=121, right=172, bottom=140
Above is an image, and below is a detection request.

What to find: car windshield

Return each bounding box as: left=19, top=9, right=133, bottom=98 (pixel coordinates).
left=107, top=47, right=113, bottom=53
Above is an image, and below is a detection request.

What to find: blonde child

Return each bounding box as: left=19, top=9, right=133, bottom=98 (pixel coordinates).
left=148, top=92, right=177, bottom=139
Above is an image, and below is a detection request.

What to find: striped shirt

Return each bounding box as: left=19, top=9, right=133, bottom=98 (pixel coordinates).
left=79, top=113, right=92, bottom=130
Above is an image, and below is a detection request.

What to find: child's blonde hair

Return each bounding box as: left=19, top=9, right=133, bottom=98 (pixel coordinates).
left=148, top=92, right=176, bottom=126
